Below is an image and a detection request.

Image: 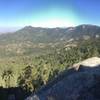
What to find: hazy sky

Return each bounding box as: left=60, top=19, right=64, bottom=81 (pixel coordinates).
left=0, top=0, right=100, bottom=28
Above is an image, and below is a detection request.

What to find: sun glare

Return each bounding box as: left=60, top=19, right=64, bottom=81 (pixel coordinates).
left=32, top=18, right=75, bottom=28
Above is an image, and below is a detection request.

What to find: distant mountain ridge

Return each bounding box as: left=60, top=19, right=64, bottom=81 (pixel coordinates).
left=0, top=24, right=100, bottom=43
left=0, top=24, right=100, bottom=44
left=0, top=24, right=99, bottom=57
left=16, top=24, right=100, bottom=42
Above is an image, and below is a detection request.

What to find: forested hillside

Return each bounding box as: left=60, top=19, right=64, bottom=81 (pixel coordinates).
left=0, top=38, right=100, bottom=93
left=0, top=24, right=99, bottom=57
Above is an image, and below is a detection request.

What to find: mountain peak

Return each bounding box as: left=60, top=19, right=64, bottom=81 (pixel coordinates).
left=23, top=26, right=33, bottom=29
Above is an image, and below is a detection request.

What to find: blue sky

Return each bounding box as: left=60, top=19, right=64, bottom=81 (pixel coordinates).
left=0, top=0, right=100, bottom=28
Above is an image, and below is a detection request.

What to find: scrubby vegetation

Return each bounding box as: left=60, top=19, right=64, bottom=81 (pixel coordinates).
left=0, top=38, right=99, bottom=94
left=17, top=39, right=100, bottom=92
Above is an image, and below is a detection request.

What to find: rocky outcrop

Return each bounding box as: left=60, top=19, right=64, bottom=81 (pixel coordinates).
left=26, top=57, right=100, bottom=100
left=72, top=57, right=100, bottom=70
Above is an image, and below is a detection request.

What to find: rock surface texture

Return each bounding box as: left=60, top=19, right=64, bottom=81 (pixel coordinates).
left=26, top=57, right=100, bottom=100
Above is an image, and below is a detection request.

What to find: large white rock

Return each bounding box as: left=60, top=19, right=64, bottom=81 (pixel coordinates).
left=73, top=57, right=100, bottom=70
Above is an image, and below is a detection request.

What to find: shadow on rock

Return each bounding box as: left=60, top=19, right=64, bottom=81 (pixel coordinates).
left=26, top=64, right=100, bottom=100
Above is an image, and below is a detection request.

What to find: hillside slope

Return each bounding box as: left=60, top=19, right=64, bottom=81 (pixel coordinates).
left=0, top=24, right=99, bottom=57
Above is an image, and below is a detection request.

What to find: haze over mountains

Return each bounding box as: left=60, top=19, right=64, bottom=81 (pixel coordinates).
left=0, top=27, right=22, bottom=33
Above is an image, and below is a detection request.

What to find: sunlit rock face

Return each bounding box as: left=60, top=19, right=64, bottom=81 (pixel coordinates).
left=26, top=57, right=100, bottom=100
left=73, top=57, right=100, bottom=70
